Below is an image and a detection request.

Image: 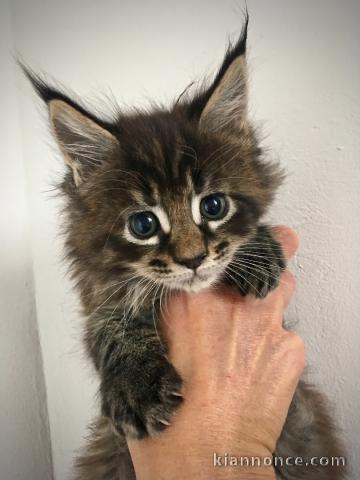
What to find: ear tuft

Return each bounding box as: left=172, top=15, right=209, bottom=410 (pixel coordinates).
left=21, top=63, right=119, bottom=186
left=187, top=14, right=250, bottom=135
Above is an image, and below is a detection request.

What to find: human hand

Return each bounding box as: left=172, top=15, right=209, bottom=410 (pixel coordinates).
left=129, top=226, right=303, bottom=480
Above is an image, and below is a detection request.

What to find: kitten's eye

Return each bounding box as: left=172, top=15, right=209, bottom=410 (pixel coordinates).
left=129, top=212, right=159, bottom=239
left=200, top=194, right=228, bottom=220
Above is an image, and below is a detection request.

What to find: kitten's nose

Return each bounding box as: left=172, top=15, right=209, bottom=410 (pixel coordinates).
left=177, top=252, right=207, bottom=270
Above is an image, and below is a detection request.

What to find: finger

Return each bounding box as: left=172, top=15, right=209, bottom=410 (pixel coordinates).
left=277, top=269, right=296, bottom=310
left=247, top=269, right=296, bottom=323
left=272, top=225, right=299, bottom=260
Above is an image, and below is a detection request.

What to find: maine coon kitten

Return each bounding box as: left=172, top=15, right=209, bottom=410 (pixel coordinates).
left=24, top=18, right=345, bottom=480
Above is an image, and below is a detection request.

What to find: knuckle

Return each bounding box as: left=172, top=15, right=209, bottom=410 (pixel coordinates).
left=266, top=270, right=296, bottom=306
left=285, top=330, right=304, bottom=348
left=282, top=270, right=296, bottom=291
left=282, top=332, right=306, bottom=367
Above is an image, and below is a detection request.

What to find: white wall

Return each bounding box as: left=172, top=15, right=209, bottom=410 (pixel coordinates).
left=7, top=0, right=360, bottom=479
left=0, top=1, right=53, bottom=479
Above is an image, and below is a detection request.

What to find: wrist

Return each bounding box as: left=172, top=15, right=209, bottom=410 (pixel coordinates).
left=212, top=451, right=276, bottom=479
left=130, top=439, right=276, bottom=480
left=133, top=459, right=276, bottom=480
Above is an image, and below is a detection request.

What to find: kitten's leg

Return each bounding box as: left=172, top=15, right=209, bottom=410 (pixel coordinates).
left=226, top=224, right=286, bottom=298
left=275, top=381, right=346, bottom=479
left=86, top=311, right=183, bottom=439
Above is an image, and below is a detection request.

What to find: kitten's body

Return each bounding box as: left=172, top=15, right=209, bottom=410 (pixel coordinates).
left=24, top=17, right=345, bottom=480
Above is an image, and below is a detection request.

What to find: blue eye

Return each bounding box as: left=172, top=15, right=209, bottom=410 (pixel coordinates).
left=200, top=194, right=227, bottom=220
left=129, top=212, right=159, bottom=239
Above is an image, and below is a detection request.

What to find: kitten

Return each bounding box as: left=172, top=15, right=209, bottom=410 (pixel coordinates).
left=24, top=17, right=345, bottom=480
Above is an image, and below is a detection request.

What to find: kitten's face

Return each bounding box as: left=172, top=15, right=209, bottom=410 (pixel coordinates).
left=126, top=181, right=239, bottom=293
left=79, top=116, right=267, bottom=294
left=25, top=20, right=281, bottom=304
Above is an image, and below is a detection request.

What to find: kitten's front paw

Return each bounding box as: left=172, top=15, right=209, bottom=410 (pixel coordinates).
left=228, top=225, right=286, bottom=298
left=102, top=356, right=183, bottom=439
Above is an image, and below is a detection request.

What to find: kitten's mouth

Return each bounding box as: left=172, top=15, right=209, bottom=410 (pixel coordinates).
left=160, top=261, right=229, bottom=292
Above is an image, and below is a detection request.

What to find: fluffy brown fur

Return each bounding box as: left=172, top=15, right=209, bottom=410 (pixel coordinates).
left=23, top=16, right=345, bottom=480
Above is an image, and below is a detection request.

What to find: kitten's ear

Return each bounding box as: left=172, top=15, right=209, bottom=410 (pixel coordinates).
left=21, top=66, right=119, bottom=186
left=48, top=100, right=119, bottom=186
left=190, top=16, right=249, bottom=135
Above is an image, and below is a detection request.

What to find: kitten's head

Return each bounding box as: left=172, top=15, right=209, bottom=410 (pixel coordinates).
left=24, top=19, right=282, bottom=304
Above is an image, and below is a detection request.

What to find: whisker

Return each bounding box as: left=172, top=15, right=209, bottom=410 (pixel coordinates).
left=226, top=264, right=262, bottom=297
left=235, top=251, right=284, bottom=262
left=87, top=277, right=137, bottom=319
left=229, top=259, right=290, bottom=288
left=152, top=282, right=164, bottom=348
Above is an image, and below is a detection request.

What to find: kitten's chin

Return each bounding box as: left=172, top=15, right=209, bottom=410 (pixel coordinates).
left=182, top=275, right=219, bottom=293
left=164, top=265, right=226, bottom=293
